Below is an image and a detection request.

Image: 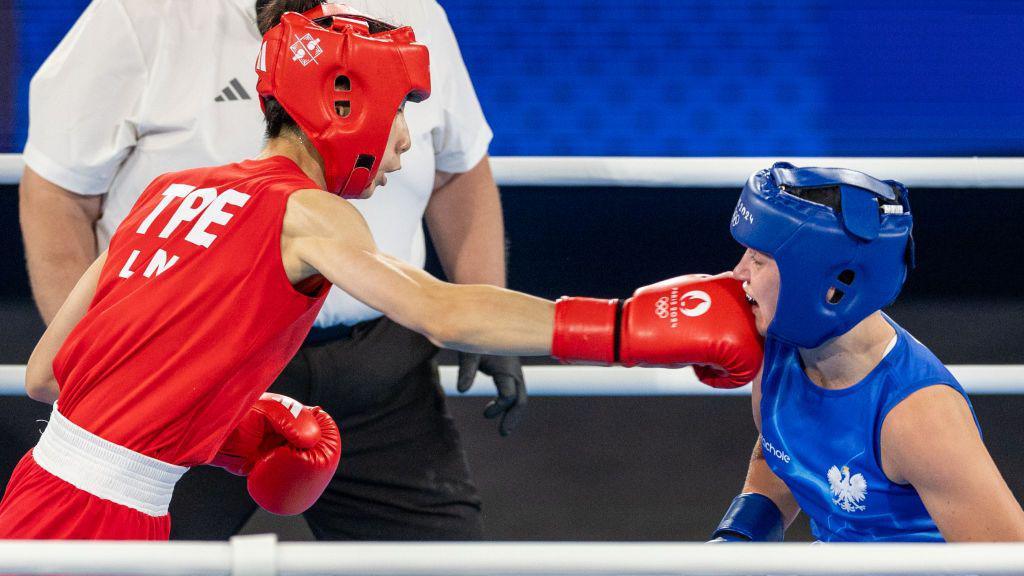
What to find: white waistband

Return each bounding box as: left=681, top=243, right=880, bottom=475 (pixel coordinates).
left=32, top=403, right=188, bottom=517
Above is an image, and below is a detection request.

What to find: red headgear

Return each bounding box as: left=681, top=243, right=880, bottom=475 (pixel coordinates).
left=256, top=4, right=431, bottom=197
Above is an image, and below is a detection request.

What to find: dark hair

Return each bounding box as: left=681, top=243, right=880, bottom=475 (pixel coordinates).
left=255, top=1, right=399, bottom=139
left=787, top=184, right=904, bottom=213
left=256, top=0, right=323, bottom=139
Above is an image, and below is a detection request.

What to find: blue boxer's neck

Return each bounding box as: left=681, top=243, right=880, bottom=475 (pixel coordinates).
left=798, top=312, right=897, bottom=390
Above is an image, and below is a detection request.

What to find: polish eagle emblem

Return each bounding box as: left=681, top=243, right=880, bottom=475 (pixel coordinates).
left=827, top=465, right=867, bottom=512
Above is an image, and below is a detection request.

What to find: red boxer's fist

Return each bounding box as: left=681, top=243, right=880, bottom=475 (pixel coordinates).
left=552, top=274, right=763, bottom=388
left=212, top=393, right=341, bottom=515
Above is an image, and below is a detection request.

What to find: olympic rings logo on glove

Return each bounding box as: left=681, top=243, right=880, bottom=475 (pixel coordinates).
left=655, top=291, right=712, bottom=322
left=655, top=296, right=671, bottom=319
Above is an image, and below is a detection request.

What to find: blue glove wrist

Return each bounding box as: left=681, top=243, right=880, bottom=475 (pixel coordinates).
left=710, top=493, right=784, bottom=542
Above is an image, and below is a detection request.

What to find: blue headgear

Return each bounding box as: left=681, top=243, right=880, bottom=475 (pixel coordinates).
left=730, top=162, right=915, bottom=348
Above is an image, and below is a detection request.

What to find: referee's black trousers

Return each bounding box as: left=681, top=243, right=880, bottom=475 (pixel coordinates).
left=168, top=317, right=484, bottom=540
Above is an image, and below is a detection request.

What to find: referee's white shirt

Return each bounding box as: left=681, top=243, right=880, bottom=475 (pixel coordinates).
left=24, top=0, right=492, bottom=327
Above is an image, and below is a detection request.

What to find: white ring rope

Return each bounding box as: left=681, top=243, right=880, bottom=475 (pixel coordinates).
left=491, top=156, right=1024, bottom=188
left=0, top=538, right=1023, bottom=575
left=1, top=364, right=1022, bottom=397
left=2, top=153, right=1024, bottom=188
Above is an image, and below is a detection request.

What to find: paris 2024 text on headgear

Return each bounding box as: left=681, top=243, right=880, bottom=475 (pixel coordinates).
left=730, top=162, right=916, bottom=349
left=256, top=3, right=431, bottom=198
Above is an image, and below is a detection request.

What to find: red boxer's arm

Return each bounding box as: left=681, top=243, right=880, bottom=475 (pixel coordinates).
left=282, top=190, right=555, bottom=357
left=212, top=393, right=341, bottom=515
left=552, top=274, right=763, bottom=388
left=25, top=251, right=108, bottom=403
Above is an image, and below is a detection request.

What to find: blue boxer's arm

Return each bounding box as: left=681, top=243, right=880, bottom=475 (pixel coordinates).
left=710, top=493, right=784, bottom=542
left=709, top=382, right=799, bottom=542
left=882, top=385, right=1024, bottom=541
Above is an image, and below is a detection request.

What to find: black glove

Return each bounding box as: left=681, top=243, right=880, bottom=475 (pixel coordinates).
left=456, top=353, right=527, bottom=436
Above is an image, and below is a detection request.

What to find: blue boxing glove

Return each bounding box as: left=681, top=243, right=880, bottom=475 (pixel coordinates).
left=709, top=493, right=784, bottom=542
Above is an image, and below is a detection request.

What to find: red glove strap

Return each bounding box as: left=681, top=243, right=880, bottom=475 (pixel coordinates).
left=551, top=297, right=620, bottom=365
left=257, top=393, right=322, bottom=449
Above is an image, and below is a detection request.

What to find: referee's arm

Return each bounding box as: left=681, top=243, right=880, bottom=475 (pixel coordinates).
left=425, top=155, right=506, bottom=288
left=19, top=167, right=102, bottom=324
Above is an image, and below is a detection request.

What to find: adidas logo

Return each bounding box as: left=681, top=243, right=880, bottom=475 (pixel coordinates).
left=214, top=78, right=251, bottom=102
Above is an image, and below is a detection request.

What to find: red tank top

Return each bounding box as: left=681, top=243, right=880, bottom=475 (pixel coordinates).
left=53, top=156, right=329, bottom=466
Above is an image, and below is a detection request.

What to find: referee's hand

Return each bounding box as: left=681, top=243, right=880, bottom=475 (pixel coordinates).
left=456, top=353, right=527, bottom=436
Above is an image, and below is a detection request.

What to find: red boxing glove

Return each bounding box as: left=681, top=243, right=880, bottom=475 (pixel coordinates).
left=552, top=274, right=763, bottom=388
left=212, top=393, right=341, bottom=515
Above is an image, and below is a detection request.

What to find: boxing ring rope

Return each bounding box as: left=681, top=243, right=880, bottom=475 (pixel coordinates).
left=2, top=153, right=1024, bottom=188
left=2, top=537, right=1024, bottom=569
left=2, top=537, right=1024, bottom=575
left=1, top=364, right=1023, bottom=396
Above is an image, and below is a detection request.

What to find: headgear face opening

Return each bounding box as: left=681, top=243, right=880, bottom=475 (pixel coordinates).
left=730, top=162, right=915, bottom=348
left=256, top=4, right=431, bottom=198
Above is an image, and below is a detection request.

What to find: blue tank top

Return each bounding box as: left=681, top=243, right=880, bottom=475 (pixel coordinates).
left=759, top=315, right=979, bottom=542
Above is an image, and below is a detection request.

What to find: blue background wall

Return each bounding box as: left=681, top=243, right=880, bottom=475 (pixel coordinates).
left=2, top=0, right=1022, bottom=156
